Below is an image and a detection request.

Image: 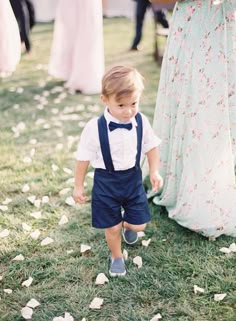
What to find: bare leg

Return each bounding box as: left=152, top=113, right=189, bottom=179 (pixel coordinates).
left=105, top=222, right=123, bottom=259
left=123, top=222, right=147, bottom=232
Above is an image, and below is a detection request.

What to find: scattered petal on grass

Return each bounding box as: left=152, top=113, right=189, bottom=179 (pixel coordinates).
left=4, top=289, right=12, bottom=294
left=42, top=196, right=49, bottom=203
left=80, top=244, right=91, bottom=253
left=133, top=256, right=143, bottom=268
left=30, top=230, right=41, bottom=240
left=81, top=319, right=86, bottom=321
left=13, top=254, right=25, bottom=261
left=0, top=229, right=10, bottom=238
left=193, top=285, right=205, bottom=294
left=41, top=237, right=54, bottom=246
left=59, top=188, right=71, bottom=195
left=214, top=293, right=227, bottom=301
left=95, top=273, right=109, bottom=285
left=219, top=247, right=231, bottom=254
left=66, top=249, right=74, bottom=254
left=22, top=223, right=32, bottom=232
left=22, top=184, right=30, bottom=193
left=59, top=215, right=69, bottom=225
left=63, top=168, right=72, bottom=175
left=53, top=312, right=74, bottom=321
left=2, top=198, right=12, bottom=204
left=142, top=238, right=151, bottom=247
left=23, top=157, right=32, bottom=164
left=123, top=249, right=128, bottom=261
left=89, top=297, right=104, bottom=309
left=150, top=313, right=162, bottom=321
left=87, top=171, right=94, bottom=178
left=52, top=164, right=59, bottom=172
left=0, top=276, right=3, bottom=281
left=27, top=195, right=36, bottom=204
left=22, top=277, right=33, bottom=287
left=30, top=211, right=42, bottom=219
left=65, top=196, right=75, bottom=206
left=162, top=239, right=167, bottom=242
left=26, top=298, right=40, bottom=308
left=21, top=307, right=33, bottom=320
left=34, top=200, right=41, bottom=208
left=229, top=243, right=236, bottom=252
left=29, top=139, right=37, bottom=145
left=0, top=205, right=8, bottom=212
left=30, top=148, right=35, bottom=157
left=137, top=231, right=145, bottom=238
left=65, top=177, right=75, bottom=185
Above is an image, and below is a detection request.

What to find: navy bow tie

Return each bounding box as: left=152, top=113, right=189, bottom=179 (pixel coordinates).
left=108, top=121, right=133, bottom=132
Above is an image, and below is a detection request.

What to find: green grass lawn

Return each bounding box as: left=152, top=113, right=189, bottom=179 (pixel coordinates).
left=0, top=18, right=235, bottom=321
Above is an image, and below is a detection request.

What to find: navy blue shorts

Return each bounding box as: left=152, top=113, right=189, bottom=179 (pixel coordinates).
left=91, top=167, right=150, bottom=228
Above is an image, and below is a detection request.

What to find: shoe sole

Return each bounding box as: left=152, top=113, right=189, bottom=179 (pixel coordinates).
left=122, top=228, right=138, bottom=245
left=109, top=270, right=126, bottom=277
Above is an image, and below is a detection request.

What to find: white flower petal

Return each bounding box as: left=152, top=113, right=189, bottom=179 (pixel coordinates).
left=219, top=247, right=231, bottom=254
left=59, top=215, right=69, bottom=225
left=95, top=273, right=109, bottom=285
left=4, top=289, right=12, bottom=294
left=137, top=231, right=145, bottom=238
left=34, top=200, right=41, bottom=208
left=22, top=277, right=33, bottom=287
left=30, top=230, right=41, bottom=240
left=193, top=285, right=205, bottom=294
left=23, top=157, right=32, bottom=164
left=12, top=254, right=25, bottom=261
left=26, top=298, right=40, bottom=308
left=22, top=184, right=30, bottom=193
left=27, top=195, right=36, bottom=204
left=133, top=256, right=142, bottom=268
left=42, top=196, right=49, bottom=203
left=22, top=223, right=32, bottom=232
left=214, top=293, right=227, bottom=301
left=0, top=229, right=10, bottom=238
left=89, top=297, right=104, bottom=309
left=2, top=198, right=12, bottom=204
left=0, top=275, right=3, bottom=281
left=66, top=249, right=74, bottom=254
left=30, top=211, right=42, bottom=219
left=29, top=139, right=37, bottom=145
left=59, top=188, right=71, bottom=195
left=41, top=237, right=54, bottom=246
left=64, top=312, right=74, bottom=321
left=123, top=249, right=128, bottom=261
left=86, top=172, right=94, bottom=179
left=52, top=164, right=59, bottom=172
left=229, top=243, right=236, bottom=252
left=65, top=196, right=75, bottom=206
left=63, top=168, right=72, bottom=175
left=0, top=205, right=8, bottom=212
left=142, top=238, right=151, bottom=247
left=80, top=244, right=91, bottom=253
left=21, top=307, right=33, bottom=320
left=150, top=313, right=162, bottom=321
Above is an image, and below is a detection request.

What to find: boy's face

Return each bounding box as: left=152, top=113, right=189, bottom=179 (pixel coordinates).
left=101, top=92, right=141, bottom=123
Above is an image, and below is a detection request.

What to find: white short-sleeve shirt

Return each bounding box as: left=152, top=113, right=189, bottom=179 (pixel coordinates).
left=76, top=108, right=161, bottom=170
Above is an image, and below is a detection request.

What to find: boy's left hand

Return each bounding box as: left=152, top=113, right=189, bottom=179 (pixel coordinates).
left=150, top=171, right=163, bottom=192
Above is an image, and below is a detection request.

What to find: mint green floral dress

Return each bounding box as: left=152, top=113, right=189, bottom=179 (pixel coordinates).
left=153, top=0, right=236, bottom=238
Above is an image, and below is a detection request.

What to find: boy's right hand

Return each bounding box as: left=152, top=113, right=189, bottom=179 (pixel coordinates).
left=73, top=186, right=87, bottom=204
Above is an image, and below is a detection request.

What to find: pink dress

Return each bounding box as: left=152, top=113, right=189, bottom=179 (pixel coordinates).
left=49, top=0, right=104, bottom=94
left=0, top=0, right=21, bottom=77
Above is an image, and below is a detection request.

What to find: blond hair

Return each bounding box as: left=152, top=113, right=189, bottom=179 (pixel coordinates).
left=102, top=66, right=144, bottom=101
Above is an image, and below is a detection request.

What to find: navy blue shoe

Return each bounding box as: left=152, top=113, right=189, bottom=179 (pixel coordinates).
left=109, top=257, right=126, bottom=277
left=122, top=228, right=138, bottom=245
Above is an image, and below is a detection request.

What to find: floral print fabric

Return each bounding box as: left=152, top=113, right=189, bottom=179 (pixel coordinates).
left=153, top=0, right=236, bottom=237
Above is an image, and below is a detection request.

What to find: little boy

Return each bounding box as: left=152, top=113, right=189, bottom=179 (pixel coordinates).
left=73, top=66, right=163, bottom=277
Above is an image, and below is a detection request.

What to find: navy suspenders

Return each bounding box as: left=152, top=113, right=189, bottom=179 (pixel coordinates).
left=97, top=113, right=143, bottom=173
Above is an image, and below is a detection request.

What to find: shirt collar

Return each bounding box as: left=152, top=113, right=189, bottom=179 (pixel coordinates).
left=104, top=107, right=137, bottom=127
